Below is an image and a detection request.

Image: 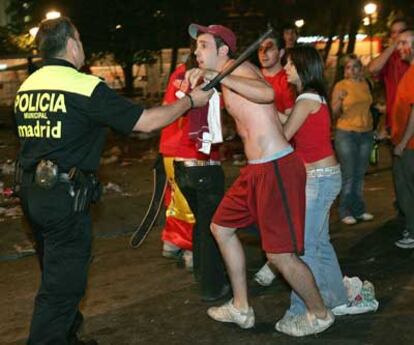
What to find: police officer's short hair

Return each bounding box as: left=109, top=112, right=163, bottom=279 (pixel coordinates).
left=36, top=16, right=77, bottom=58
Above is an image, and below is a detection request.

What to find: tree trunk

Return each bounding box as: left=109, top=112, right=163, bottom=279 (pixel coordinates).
left=334, top=26, right=346, bottom=84
left=169, top=45, right=179, bottom=77
left=122, top=62, right=134, bottom=96
left=336, top=31, right=345, bottom=57
left=324, top=4, right=344, bottom=63
left=346, top=12, right=361, bottom=54
left=324, top=34, right=334, bottom=63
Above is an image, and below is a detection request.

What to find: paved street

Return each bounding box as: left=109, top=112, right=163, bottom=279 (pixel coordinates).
left=1, top=125, right=413, bottom=345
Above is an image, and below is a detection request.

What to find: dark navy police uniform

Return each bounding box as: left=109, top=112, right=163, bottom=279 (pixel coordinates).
left=14, top=59, right=143, bottom=345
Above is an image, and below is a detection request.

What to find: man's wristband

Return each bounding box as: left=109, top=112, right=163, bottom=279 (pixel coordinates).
left=185, top=94, right=194, bottom=109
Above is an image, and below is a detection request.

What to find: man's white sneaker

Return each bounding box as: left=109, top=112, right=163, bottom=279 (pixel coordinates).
left=254, top=263, right=276, bottom=286
left=341, top=216, right=357, bottom=225
left=395, top=235, right=414, bottom=249
left=275, top=311, right=334, bottom=337
left=356, top=213, right=374, bottom=221
left=207, top=299, right=255, bottom=329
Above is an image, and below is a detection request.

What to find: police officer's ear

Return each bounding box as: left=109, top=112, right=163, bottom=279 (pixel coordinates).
left=66, top=37, right=78, bottom=56
left=66, top=35, right=84, bottom=69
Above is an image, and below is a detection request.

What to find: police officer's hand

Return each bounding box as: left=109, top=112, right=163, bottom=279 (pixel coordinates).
left=188, top=85, right=214, bottom=108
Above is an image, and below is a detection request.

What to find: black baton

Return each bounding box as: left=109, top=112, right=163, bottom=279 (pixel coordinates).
left=202, top=26, right=274, bottom=91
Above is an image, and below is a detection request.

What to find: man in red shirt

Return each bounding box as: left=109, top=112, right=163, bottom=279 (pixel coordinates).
left=368, top=18, right=409, bottom=132
left=391, top=29, right=414, bottom=249
left=258, top=33, right=296, bottom=115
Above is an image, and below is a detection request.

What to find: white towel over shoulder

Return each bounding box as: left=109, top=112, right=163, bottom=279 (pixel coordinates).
left=200, top=88, right=222, bottom=154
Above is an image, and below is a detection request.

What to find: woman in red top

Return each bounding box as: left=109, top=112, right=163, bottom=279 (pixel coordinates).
left=275, top=46, right=350, bottom=331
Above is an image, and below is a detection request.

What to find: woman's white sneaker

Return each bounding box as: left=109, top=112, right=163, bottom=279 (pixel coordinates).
left=275, top=311, right=335, bottom=337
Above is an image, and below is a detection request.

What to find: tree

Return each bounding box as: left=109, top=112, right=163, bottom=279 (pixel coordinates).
left=0, top=0, right=37, bottom=54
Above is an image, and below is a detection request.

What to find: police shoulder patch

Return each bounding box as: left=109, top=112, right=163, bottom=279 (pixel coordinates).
left=18, top=66, right=102, bottom=97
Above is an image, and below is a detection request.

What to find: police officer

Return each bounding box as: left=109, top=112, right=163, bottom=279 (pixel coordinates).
left=14, top=17, right=212, bottom=345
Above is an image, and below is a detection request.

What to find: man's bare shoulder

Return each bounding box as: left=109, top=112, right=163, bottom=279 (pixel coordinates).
left=231, top=60, right=263, bottom=79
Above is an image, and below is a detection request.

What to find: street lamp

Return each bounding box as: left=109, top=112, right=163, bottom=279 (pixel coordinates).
left=29, top=27, right=39, bottom=38
left=364, top=2, right=377, bottom=60
left=45, top=10, right=61, bottom=20
left=364, top=3, right=377, bottom=16
left=295, top=19, right=305, bottom=29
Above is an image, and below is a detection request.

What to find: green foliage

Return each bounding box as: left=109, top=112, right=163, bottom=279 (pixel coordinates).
left=0, top=26, right=36, bottom=54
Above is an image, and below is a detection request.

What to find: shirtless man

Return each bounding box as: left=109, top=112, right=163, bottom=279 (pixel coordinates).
left=186, top=24, right=334, bottom=337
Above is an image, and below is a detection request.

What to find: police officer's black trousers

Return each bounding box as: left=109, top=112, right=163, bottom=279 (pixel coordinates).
left=174, top=163, right=228, bottom=299
left=20, top=182, right=92, bottom=345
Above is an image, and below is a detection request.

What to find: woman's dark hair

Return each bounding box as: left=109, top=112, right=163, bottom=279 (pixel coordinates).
left=36, top=16, right=77, bottom=58
left=287, top=45, right=328, bottom=100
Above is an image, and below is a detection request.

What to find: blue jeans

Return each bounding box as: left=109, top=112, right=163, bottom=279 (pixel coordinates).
left=287, top=166, right=348, bottom=315
left=335, top=129, right=373, bottom=219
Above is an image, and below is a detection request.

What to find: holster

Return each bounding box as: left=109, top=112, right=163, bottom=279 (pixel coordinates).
left=13, top=160, right=24, bottom=197
left=71, top=169, right=102, bottom=213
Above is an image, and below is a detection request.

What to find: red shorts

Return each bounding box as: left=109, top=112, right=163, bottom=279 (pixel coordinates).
left=212, top=152, right=306, bottom=254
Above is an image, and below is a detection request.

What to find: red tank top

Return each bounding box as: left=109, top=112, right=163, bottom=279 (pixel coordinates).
left=292, top=93, right=334, bottom=163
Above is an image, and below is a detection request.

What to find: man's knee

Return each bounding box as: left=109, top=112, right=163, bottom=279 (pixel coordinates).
left=266, top=252, right=298, bottom=271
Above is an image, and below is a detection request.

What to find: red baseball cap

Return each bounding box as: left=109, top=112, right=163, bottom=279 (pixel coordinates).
left=188, top=24, right=237, bottom=54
